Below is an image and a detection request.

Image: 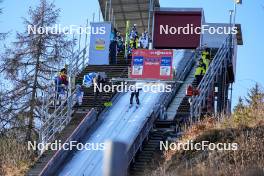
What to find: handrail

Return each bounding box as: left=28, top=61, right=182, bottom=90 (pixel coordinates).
left=126, top=50, right=200, bottom=165
left=39, top=46, right=90, bottom=155
left=38, top=109, right=97, bottom=176
left=190, top=37, right=231, bottom=121
left=159, top=49, right=200, bottom=110
left=69, top=47, right=90, bottom=78
left=39, top=89, right=78, bottom=147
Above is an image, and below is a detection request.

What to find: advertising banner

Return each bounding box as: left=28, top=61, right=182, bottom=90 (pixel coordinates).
left=130, top=49, right=173, bottom=80
left=153, top=10, right=202, bottom=49
left=88, top=22, right=111, bottom=65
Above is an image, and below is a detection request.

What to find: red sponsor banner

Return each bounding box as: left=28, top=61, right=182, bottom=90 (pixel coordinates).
left=153, top=11, right=202, bottom=49
left=130, top=49, right=173, bottom=80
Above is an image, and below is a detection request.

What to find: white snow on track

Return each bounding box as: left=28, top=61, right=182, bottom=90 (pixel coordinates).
left=59, top=84, right=162, bottom=176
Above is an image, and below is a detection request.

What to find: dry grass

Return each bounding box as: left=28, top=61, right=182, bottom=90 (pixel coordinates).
left=0, top=137, right=36, bottom=176
left=148, top=103, right=264, bottom=176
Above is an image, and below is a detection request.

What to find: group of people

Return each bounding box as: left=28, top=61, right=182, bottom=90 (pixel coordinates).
left=52, top=67, right=143, bottom=109
left=54, top=66, right=84, bottom=106
left=127, top=24, right=150, bottom=55
left=109, top=24, right=150, bottom=62
left=109, top=29, right=125, bottom=64
left=194, top=47, right=212, bottom=85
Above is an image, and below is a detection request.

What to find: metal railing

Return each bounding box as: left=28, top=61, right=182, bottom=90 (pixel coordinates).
left=68, top=47, right=90, bottom=79
left=39, top=89, right=77, bottom=144
left=190, top=37, right=231, bottom=121
left=126, top=50, right=200, bottom=165
left=39, top=47, right=89, bottom=154
left=159, top=49, right=199, bottom=110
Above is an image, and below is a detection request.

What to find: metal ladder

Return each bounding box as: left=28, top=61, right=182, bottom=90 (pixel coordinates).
left=191, top=37, right=232, bottom=121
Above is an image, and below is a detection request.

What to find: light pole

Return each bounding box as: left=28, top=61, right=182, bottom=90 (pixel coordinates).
left=147, top=0, right=153, bottom=35
left=105, top=1, right=108, bottom=21
left=109, top=0, right=112, bottom=22
left=233, top=0, right=242, bottom=27
left=232, top=0, right=242, bottom=48
left=229, top=9, right=234, bottom=53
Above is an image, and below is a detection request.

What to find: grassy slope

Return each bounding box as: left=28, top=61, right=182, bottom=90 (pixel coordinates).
left=0, top=136, right=36, bottom=176
left=149, top=104, right=264, bottom=176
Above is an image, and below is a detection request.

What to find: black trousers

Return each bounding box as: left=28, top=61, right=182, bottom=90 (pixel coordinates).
left=130, top=91, right=139, bottom=105
left=195, top=75, right=204, bottom=86
left=93, top=91, right=102, bottom=107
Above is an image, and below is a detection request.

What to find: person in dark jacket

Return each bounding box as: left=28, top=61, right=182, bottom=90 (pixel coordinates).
left=93, top=73, right=106, bottom=108
left=54, top=68, right=68, bottom=105
left=130, top=86, right=140, bottom=108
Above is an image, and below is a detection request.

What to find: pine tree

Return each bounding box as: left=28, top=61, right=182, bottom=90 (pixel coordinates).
left=233, top=96, right=245, bottom=112
left=0, top=0, right=73, bottom=141
left=245, top=83, right=264, bottom=108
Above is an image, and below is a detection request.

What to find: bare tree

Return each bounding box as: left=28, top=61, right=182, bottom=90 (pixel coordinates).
left=0, top=0, right=73, bottom=141
left=0, top=0, right=7, bottom=40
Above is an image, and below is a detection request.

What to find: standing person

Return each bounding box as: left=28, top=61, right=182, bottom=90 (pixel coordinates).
left=195, top=59, right=206, bottom=86
left=139, top=31, right=149, bottom=49
left=59, top=68, right=68, bottom=86
left=109, top=40, right=117, bottom=64
left=110, top=28, right=118, bottom=64
left=54, top=68, right=68, bottom=105
left=54, top=75, right=62, bottom=105
left=93, top=73, right=106, bottom=108
left=129, top=24, right=139, bottom=50
left=76, top=84, right=84, bottom=106
left=130, top=86, right=140, bottom=108
left=93, top=74, right=100, bottom=107
left=139, top=33, right=145, bottom=49
left=59, top=68, right=68, bottom=100
left=116, top=32, right=124, bottom=53
left=130, top=24, right=138, bottom=39
left=202, top=47, right=211, bottom=71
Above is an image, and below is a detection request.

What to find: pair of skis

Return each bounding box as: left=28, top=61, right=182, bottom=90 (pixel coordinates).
left=126, top=104, right=139, bottom=113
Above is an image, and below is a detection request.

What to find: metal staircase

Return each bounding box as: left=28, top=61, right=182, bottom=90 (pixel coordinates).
left=166, top=64, right=196, bottom=120
left=191, top=37, right=232, bottom=121
left=39, top=48, right=89, bottom=151
left=75, top=64, right=128, bottom=109
left=28, top=50, right=130, bottom=175
left=129, top=50, right=198, bottom=175
left=129, top=37, right=233, bottom=175
left=28, top=48, right=91, bottom=176
left=129, top=131, right=164, bottom=176
left=154, top=49, right=198, bottom=130
left=157, top=36, right=232, bottom=128
left=39, top=50, right=129, bottom=151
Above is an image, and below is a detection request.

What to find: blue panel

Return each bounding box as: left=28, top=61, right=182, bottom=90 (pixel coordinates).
left=89, top=22, right=112, bottom=65
left=161, top=57, right=172, bottom=66
left=133, top=56, right=144, bottom=66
